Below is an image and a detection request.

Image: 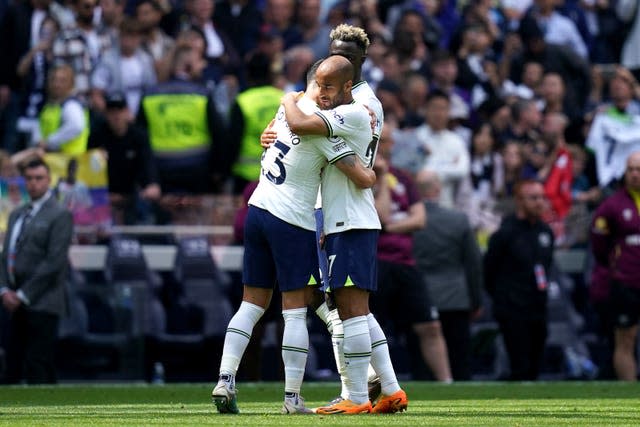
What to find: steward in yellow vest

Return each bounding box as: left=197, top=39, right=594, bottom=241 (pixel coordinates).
left=37, top=65, right=89, bottom=155
left=139, top=47, right=226, bottom=194
left=227, top=52, right=283, bottom=194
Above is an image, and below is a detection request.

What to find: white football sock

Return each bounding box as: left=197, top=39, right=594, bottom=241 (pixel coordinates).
left=342, top=315, right=371, bottom=404
left=327, top=308, right=349, bottom=399
left=367, top=313, right=401, bottom=396
left=282, top=307, right=309, bottom=394
left=219, top=301, right=265, bottom=377
left=314, top=301, right=332, bottom=333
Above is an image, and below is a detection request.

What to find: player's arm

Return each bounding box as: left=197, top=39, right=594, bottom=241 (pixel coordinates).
left=334, top=154, right=377, bottom=188
left=281, top=92, right=328, bottom=136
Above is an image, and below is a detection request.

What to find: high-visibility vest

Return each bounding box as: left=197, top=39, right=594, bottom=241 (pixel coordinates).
left=142, top=92, right=211, bottom=154
left=232, top=85, right=283, bottom=180
left=39, top=100, right=89, bottom=155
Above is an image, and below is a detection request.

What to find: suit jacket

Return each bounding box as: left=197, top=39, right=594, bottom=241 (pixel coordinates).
left=413, top=201, right=482, bottom=312
left=0, top=197, right=73, bottom=317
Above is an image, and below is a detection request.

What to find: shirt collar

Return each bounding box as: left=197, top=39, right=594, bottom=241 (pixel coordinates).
left=29, top=190, right=52, bottom=216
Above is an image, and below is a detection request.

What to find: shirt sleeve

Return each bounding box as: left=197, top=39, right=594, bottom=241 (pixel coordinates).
left=314, top=103, right=371, bottom=141
left=45, top=101, right=86, bottom=150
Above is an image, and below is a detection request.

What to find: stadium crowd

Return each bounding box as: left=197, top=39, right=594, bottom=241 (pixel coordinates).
left=1, top=0, right=640, bottom=385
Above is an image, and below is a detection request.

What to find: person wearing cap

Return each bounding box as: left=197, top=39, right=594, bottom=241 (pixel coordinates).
left=37, top=64, right=89, bottom=155
left=88, top=92, right=160, bottom=224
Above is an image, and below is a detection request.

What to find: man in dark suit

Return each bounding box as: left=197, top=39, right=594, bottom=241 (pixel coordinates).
left=413, top=169, right=483, bottom=381
left=0, top=158, right=73, bottom=384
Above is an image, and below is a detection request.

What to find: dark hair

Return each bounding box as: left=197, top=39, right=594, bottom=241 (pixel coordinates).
left=426, top=88, right=450, bottom=104
left=136, top=0, right=163, bottom=13
left=20, top=158, right=50, bottom=175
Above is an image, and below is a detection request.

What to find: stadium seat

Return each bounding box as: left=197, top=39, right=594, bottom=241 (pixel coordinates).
left=145, top=236, right=232, bottom=382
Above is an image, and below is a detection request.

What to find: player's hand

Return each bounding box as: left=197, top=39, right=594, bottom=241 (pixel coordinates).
left=363, top=105, right=377, bottom=132
left=282, top=91, right=303, bottom=105
left=260, top=120, right=277, bottom=148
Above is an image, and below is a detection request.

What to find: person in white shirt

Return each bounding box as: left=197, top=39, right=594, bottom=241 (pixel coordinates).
left=528, top=0, right=588, bottom=59
left=211, top=58, right=376, bottom=415
left=417, top=89, right=471, bottom=209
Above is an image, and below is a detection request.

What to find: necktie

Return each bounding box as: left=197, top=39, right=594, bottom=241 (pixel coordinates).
left=16, top=204, right=33, bottom=245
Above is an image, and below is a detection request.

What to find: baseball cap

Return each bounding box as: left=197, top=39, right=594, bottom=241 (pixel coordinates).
left=105, top=92, right=127, bottom=110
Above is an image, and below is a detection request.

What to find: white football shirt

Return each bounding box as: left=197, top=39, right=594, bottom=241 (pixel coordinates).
left=249, top=96, right=355, bottom=231
left=318, top=97, right=381, bottom=235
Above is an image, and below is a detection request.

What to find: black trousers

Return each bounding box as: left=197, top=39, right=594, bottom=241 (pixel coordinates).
left=497, top=314, right=547, bottom=381
left=439, top=310, right=472, bottom=381
left=5, top=307, right=59, bottom=384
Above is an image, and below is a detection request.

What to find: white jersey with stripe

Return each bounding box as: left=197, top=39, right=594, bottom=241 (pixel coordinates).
left=586, top=108, right=640, bottom=186
left=249, top=96, right=355, bottom=231
left=319, top=87, right=381, bottom=235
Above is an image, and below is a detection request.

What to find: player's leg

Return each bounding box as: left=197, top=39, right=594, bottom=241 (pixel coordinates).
left=212, top=206, right=274, bottom=413
left=273, top=217, right=320, bottom=414
left=315, top=230, right=376, bottom=414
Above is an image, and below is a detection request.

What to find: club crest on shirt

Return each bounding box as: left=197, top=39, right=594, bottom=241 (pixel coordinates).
left=623, top=208, right=633, bottom=221
left=539, top=232, right=551, bottom=247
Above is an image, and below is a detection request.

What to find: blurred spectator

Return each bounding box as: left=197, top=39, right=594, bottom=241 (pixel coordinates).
left=187, top=0, right=242, bottom=88
left=576, top=0, right=625, bottom=64
left=455, top=21, right=500, bottom=109
left=278, top=46, right=315, bottom=92
left=371, top=121, right=452, bottom=383
left=429, top=49, right=471, bottom=119
left=616, top=0, right=640, bottom=80
left=496, top=140, right=524, bottom=202
left=586, top=68, right=640, bottom=188
left=540, top=71, right=584, bottom=141
left=295, top=0, right=330, bottom=60
left=497, top=98, right=541, bottom=148
left=401, top=72, right=429, bottom=129
left=484, top=179, right=555, bottom=380
left=467, top=122, right=504, bottom=233
left=590, top=151, right=640, bottom=381
left=506, top=15, right=591, bottom=113
left=414, top=169, right=483, bottom=381
left=97, top=0, right=124, bottom=45
left=477, top=95, right=511, bottom=140
left=136, top=0, right=175, bottom=81
left=36, top=64, right=89, bottom=155
left=227, top=52, right=282, bottom=194
left=262, top=0, right=302, bottom=49
left=361, top=32, right=390, bottom=91
left=390, top=10, right=432, bottom=76
left=138, top=46, right=226, bottom=194
left=416, top=89, right=470, bottom=208
left=88, top=92, right=160, bottom=225
left=0, top=0, right=64, bottom=153
left=52, top=0, right=114, bottom=100
left=213, top=0, right=263, bottom=59
left=564, top=143, right=600, bottom=248
left=375, top=79, right=405, bottom=130
left=15, top=16, right=60, bottom=148
left=90, top=18, right=157, bottom=115
left=525, top=0, right=588, bottom=59
left=539, top=112, right=573, bottom=225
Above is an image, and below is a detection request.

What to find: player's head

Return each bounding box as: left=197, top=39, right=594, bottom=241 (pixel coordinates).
left=625, top=151, right=640, bottom=192
left=514, top=179, right=546, bottom=222
left=329, top=24, right=370, bottom=82
left=304, top=59, right=323, bottom=104
left=314, top=55, right=354, bottom=109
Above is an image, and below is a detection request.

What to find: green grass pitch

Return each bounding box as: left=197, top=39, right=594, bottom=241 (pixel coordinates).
left=1, top=381, right=639, bottom=426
